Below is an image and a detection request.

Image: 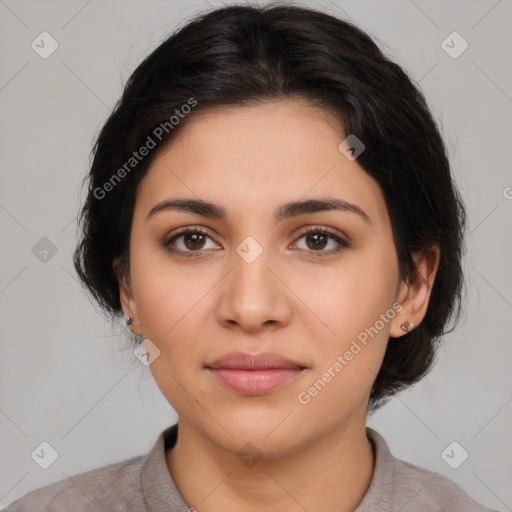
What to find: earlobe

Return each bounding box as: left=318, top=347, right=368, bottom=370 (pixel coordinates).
left=389, top=245, right=440, bottom=338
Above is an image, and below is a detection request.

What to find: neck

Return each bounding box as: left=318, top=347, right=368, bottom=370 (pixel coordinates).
left=166, top=417, right=375, bottom=512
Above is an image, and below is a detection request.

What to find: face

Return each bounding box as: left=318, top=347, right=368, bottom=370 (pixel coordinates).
left=117, top=99, right=430, bottom=457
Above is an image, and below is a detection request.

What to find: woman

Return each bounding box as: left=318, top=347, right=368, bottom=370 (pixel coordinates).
left=5, top=3, right=497, bottom=511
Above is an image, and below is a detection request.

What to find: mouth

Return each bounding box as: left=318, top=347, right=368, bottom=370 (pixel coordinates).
left=205, top=352, right=307, bottom=395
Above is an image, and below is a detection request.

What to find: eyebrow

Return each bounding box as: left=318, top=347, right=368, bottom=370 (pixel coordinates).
left=146, top=197, right=371, bottom=224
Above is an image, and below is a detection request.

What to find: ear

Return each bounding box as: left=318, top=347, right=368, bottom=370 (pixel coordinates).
left=389, top=245, right=440, bottom=338
left=113, top=257, right=142, bottom=335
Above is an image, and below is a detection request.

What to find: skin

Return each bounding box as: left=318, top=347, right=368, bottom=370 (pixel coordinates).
left=115, top=99, right=439, bottom=512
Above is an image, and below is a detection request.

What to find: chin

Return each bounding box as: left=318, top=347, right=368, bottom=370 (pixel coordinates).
left=197, top=406, right=308, bottom=456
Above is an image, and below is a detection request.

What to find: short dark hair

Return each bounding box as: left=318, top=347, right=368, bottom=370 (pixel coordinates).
left=73, top=3, right=466, bottom=410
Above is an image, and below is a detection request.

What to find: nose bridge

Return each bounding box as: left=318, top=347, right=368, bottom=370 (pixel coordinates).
left=215, top=233, right=291, bottom=330
left=231, top=234, right=278, bottom=301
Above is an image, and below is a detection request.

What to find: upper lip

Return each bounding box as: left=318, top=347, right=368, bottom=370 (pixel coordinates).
left=205, top=352, right=306, bottom=370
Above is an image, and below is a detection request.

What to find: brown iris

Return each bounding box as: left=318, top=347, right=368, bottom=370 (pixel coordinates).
left=305, top=232, right=328, bottom=250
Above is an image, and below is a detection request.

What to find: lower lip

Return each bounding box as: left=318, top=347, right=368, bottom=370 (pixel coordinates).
left=207, top=368, right=304, bottom=395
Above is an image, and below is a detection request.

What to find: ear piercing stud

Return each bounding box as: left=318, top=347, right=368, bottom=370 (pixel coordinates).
left=400, top=321, right=415, bottom=332
left=126, top=315, right=134, bottom=326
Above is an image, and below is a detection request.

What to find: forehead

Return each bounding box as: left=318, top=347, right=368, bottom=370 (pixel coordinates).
left=135, top=99, right=389, bottom=228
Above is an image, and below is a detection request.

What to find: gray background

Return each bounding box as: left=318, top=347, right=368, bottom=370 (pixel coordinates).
left=1, top=0, right=511, bottom=510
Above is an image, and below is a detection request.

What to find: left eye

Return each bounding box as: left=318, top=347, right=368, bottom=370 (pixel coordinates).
left=292, top=228, right=349, bottom=255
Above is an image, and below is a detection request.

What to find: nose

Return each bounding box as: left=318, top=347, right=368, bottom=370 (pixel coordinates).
left=215, top=243, right=292, bottom=334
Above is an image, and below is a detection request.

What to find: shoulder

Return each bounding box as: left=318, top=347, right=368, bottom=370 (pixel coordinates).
left=393, top=458, right=495, bottom=512
left=363, top=428, right=497, bottom=512
left=3, top=454, right=145, bottom=512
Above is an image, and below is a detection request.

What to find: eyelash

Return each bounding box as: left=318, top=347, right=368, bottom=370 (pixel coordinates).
left=163, top=226, right=350, bottom=258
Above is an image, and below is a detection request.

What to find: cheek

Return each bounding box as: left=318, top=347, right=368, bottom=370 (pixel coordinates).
left=299, top=252, right=398, bottom=347
left=130, top=253, right=217, bottom=397
left=294, top=252, right=398, bottom=399
left=130, top=243, right=211, bottom=340
left=131, top=263, right=210, bottom=409
left=295, top=280, right=395, bottom=415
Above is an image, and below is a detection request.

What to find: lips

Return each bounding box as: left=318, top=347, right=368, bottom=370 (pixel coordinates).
left=207, top=352, right=306, bottom=370
left=205, top=352, right=307, bottom=395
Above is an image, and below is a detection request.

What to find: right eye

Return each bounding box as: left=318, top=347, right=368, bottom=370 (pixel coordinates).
left=163, top=227, right=220, bottom=257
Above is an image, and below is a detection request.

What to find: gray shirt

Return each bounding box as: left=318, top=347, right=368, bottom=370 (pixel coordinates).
left=3, top=424, right=496, bottom=512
